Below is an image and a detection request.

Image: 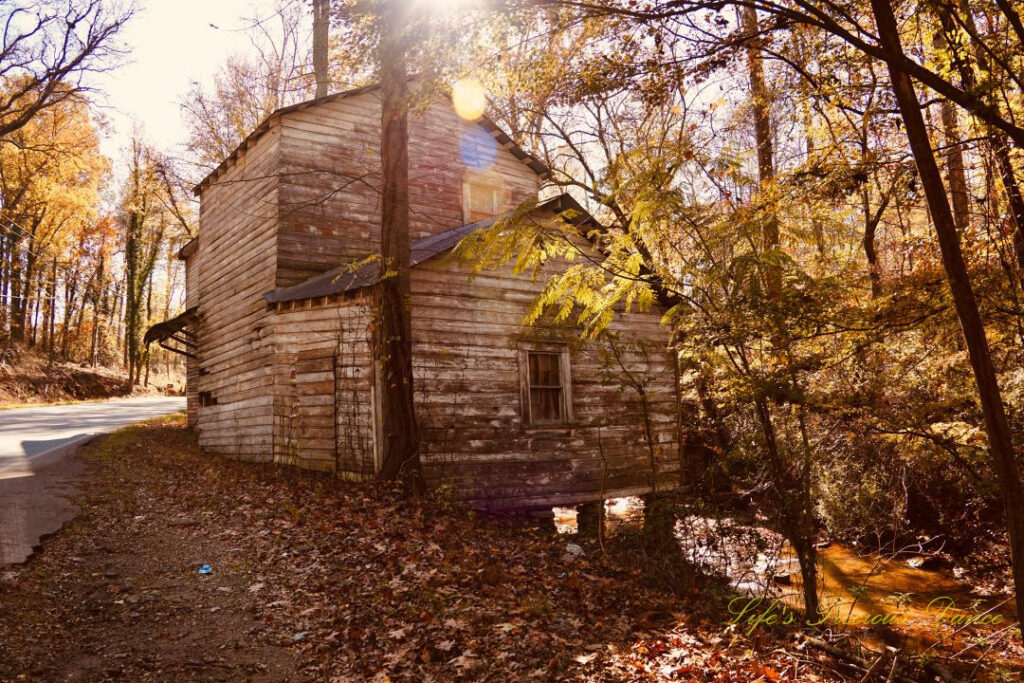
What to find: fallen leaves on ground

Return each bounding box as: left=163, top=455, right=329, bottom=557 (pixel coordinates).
left=0, top=416, right=845, bottom=682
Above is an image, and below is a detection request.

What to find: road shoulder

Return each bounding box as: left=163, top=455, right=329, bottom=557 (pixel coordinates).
left=0, top=416, right=301, bottom=682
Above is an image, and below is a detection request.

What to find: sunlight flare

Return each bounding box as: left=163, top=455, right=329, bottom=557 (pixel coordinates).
left=452, top=77, right=486, bottom=121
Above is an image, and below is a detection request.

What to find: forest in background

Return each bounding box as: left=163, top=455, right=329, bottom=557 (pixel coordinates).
left=1, top=0, right=1024, bottom=675
left=0, top=1, right=193, bottom=389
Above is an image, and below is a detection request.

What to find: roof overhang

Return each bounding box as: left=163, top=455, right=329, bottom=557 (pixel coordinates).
left=178, top=237, right=198, bottom=260
left=144, top=307, right=200, bottom=358
left=263, top=193, right=595, bottom=306
left=193, top=84, right=550, bottom=196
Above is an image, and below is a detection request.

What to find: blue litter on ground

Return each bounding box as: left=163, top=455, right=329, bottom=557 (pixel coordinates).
left=198, top=564, right=212, bottom=574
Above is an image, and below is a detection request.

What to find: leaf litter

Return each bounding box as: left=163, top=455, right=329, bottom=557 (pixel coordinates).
left=0, top=415, right=847, bottom=682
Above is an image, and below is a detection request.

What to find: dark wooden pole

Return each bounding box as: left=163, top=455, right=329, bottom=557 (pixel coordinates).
left=375, top=1, right=424, bottom=492
left=871, top=0, right=1024, bottom=634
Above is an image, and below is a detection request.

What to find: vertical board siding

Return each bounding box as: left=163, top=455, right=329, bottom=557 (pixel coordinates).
left=272, top=293, right=375, bottom=476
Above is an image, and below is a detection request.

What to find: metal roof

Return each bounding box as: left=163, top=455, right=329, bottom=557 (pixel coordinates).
left=263, top=193, right=593, bottom=305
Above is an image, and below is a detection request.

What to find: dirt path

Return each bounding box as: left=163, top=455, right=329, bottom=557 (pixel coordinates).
left=11, top=415, right=1005, bottom=682
left=0, top=417, right=300, bottom=682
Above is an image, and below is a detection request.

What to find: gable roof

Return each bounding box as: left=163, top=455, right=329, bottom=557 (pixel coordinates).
left=193, top=84, right=550, bottom=196
left=263, top=193, right=594, bottom=305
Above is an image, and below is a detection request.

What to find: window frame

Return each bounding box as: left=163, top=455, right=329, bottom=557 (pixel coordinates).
left=517, top=342, right=573, bottom=427
left=462, top=181, right=502, bottom=222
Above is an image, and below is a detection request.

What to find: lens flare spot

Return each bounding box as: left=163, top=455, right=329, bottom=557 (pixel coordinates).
left=460, top=127, right=497, bottom=170
left=452, top=78, right=487, bottom=120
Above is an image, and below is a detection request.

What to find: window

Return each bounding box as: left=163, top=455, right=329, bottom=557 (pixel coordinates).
left=520, top=348, right=572, bottom=425
left=463, top=182, right=502, bottom=222
left=528, top=352, right=562, bottom=423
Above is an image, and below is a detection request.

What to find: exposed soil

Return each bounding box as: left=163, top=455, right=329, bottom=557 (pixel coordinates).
left=1, top=415, right=1019, bottom=682
left=0, top=417, right=299, bottom=682
left=0, top=347, right=174, bottom=408
left=0, top=415, right=848, bottom=683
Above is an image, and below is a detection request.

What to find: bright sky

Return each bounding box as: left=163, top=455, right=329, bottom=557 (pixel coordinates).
left=94, top=0, right=282, bottom=164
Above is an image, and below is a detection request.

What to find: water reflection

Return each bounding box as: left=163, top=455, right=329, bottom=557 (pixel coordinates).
left=549, top=496, right=1016, bottom=637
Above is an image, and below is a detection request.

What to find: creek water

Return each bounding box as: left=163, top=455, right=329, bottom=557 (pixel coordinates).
left=553, top=497, right=1018, bottom=654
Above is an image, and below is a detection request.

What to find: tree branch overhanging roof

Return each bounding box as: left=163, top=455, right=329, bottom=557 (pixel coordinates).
left=263, top=193, right=595, bottom=305
left=192, top=84, right=550, bottom=196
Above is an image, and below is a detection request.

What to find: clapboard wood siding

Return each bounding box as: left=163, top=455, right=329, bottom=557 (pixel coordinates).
left=186, top=88, right=680, bottom=510
left=264, top=249, right=680, bottom=509
left=184, top=254, right=199, bottom=426
left=274, top=91, right=539, bottom=287
left=192, top=123, right=281, bottom=459
left=409, top=252, right=680, bottom=509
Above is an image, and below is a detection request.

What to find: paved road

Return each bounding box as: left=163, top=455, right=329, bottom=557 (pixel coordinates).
left=0, top=396, right=186, bottom=564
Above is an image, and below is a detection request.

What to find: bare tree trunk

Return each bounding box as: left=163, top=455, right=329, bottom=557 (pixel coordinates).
left=46, top=257, right=56, bottom=365
left=948, top=2, right=1024, bottom=278
left=743, top=5, right=819, bottom=620
left=375, top=2, right=424, bottom=493
left=862, top=186, right=883, bottom=298
left=90, top=300, right=100, bottom=367
left=111, top=279, right=123, bottom=369
left=164, top=242, right=173, bottom=377
left=872, top=0, right=1024, bottom=635
left=18, top=248, right=36, bottom=345
left=144, top=274, right=152, bottom=387
left=29, top=269, right=40, bottom=348
left=313, top=0, right=330, bottom=98
left=741, top=5, right=780, bottom=295
left=8, top=231, right=23, bottom=342
left=941, top=101, right=971, bottom=232
left=992, top=135, right=1024, bottom=278
left=861, top=182, right=894, bottom=299
left=0, top=231, right=8, bottom=341
left=754, top=398, right=819, bottom=620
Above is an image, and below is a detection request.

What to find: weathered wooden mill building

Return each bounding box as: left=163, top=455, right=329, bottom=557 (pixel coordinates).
left=147, top=85, right=682, bottom=509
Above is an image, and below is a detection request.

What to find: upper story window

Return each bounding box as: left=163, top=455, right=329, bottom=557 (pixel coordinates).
left=519, top=346, right=573, bottom=426
left=463, top=181, right=503, bottom=222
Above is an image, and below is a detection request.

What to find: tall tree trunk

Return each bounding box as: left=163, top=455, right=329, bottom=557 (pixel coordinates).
left=940, top=101, right=971, bottom=232
left=144, top=274, right=153, bottom=387
left=871, top=0, right=1024, bottom=635
left=8, top=231, right=23, bottom=342
left=741, top=5, right=780, bottom=295
left=0, top=231, right=8, bottom=341
left=862, top=186, right=883, bottom=298
left=313, top=0, right=330, bottom=98
left=164, top=241, right=173, bottom=377
left=947, top=2, right=1024, bottom=278
left=46, top=257, right=56, bottom=365
left=991, top=135, right=1024, bottom=279
left=29, top=269, right=40, bottom=347
left=16, top=248, right=35, bottom=344
left=375, top=2, right=424, bottom=492
left=90, top=298, right=100, bottom=367
left=743, top=5, right=819, bottom=620
left=754, top=398, right=819, bottom=620
left=91, top=258, right=106, bottom=368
